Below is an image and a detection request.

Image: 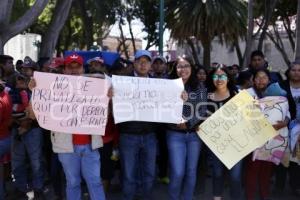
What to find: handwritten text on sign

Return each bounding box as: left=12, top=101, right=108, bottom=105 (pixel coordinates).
left=32, top=72, right=110, bottom=135
left=198, top=90, right=278, bottom=169
left=112, top=75, right=184, bottom=123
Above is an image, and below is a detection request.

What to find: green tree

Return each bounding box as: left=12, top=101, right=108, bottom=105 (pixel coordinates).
left=166, top=0, right=247, bottom=68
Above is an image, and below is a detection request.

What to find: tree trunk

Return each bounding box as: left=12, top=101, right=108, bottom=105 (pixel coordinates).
left=243, top=0, right=254, bottom=69
left=266, top=25, right=291, bottom=67
left=128, top=18, right=136, bottom=53
left=187, top=38, right=200, bottom=66
left=257, top=0, right=278, bottom=51
left=295, top=0, right=300, bottom=61
left=234, top=40, right=243, bottom=66
left=202, top=36, right=211, bottom=70
left=56, top=35, right=62, bottom=57
left=63, top=19, right=72, bottom=51
left=77, top=0, right=93, bottom=50
left=40, top=0, right=73, bottom=58
left=119, top=20, right=130, bottom=59
left=283, top=16, right=295, bottom=51
left=0, top=0, right=14, bottom=27
left=0, top=0, right=49, bottom=52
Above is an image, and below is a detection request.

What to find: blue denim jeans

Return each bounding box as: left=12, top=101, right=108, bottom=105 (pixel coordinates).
left=11, top=127, right=44, bottom=192
left=0, top=136, right=11, bottom=200
left=119, top=133, right=157, bottom=200
left=209, top=149, right=242, bottom=199
left=166, top=131, right=202, bottom=200
left=58, top=144, right=105, bottom=200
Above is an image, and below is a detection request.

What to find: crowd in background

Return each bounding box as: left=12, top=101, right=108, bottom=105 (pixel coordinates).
left=0, top=49, right=300, bottom=200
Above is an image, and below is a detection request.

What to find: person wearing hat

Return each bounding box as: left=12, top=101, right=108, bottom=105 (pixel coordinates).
left=28, top=54, right=106, bottom=200
left=116, top=50, right=158, bottom=200
left=151, top=56, right=169, bottom=79
left=48, top=57, right=64, bottom=74
left=87, top=57, right=107, bottom=74
left=10, top=58, right=45, bottom=198
left=151, top=55, right=170, bottom=185
left=0, top=79, right=12, bottom=200
left=21, top=57, right=37, bottom=78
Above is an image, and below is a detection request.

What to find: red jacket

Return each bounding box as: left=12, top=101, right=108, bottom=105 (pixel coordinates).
left=0, top=91, right=12, bottom=139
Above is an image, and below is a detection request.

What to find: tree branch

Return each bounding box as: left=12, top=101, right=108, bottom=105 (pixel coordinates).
left=3, top=0, right=49, bottom=42
left=282, top=16, right=295, bottom=51
left=40, top=0, right=73, bottom=57
left=266, top=26, right=291, bottom=67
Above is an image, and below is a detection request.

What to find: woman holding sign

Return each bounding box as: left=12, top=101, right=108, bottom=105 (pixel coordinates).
left=245, top=69, right=290, bottom=200
left=166, top=56, right=207, bottom=200
left=205, top=65, right=242, bottom=200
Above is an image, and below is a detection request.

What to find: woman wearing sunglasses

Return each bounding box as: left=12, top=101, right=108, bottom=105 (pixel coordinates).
left=205, top=66, right=242, bottom=200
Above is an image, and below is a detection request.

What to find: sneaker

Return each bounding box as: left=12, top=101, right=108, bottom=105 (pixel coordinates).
left=158, top=176, right=170, bottom=184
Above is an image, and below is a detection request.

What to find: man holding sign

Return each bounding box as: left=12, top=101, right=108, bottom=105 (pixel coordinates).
left=114, top=50, right=159, bottom=200
left=29, top=54, right=107, bottom=200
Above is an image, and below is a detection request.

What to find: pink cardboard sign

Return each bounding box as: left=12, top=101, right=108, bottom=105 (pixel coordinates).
left=31, top=72, right=111, bottom=135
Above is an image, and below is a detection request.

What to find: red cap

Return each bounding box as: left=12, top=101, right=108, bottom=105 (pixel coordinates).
left=49, top=57, right=64, bottom=68
left=64, top=54, right=83, bottom=66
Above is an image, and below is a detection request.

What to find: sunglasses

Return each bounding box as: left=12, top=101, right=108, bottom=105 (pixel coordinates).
left=212, top=74, right=228, bottom=81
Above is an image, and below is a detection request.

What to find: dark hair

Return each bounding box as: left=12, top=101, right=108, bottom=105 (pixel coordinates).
left=16, top=60, right=23, bottom=66
left=252, top=68, right=271, bottom=81
left=251, top=50, right=265, bottom=60
left=207, top=66, right=236, bottom=93
left=237, top=70, right=252, bottom=85
left=38, top=57, right=50, bottom=70
left=285, top=60, right=300, bottom=80
left=196, top=66, right=207, bottom=75
left=0, top=55, right=13, bottom=65
left=173, top=56, right=198, bottom=90
left=253, top=69, right=270, bottom=98
left=196, top=67, right=208, bottom=85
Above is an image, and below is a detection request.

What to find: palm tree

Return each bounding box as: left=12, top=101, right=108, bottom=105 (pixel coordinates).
left=166, top=0, right=247, bottom=68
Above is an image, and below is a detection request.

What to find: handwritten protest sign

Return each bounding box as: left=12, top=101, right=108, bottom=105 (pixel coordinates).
left=198, top=90, right=277, bottom=169
left=112, top=75, right=184, bottom=124
left=31, top=72, right=110, bottom=135
left=253, top=96, right=290, bottom=166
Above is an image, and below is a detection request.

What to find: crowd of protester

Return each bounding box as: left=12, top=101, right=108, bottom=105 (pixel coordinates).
left=0, top=49, right=300, bottom=200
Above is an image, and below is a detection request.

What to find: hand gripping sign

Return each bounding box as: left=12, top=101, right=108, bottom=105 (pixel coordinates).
left=31, top=72, right=111, bottom=135
left=197, top=90, right=278, bottom=169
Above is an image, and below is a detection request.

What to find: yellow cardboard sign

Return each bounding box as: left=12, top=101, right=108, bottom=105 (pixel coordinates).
left=198, top=90, right=277, bottom=169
